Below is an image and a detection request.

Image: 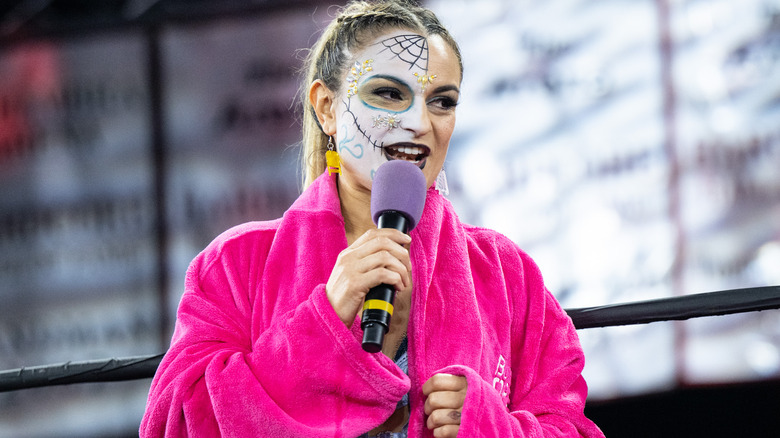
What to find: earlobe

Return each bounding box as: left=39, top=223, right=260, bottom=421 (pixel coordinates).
left=309, top=80, right=337, bottom=136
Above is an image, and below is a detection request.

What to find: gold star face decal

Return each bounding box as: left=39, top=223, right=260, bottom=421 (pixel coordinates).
left=346, top=59, right=374, bottom=98
left=414, top=72, right=437, bottom=93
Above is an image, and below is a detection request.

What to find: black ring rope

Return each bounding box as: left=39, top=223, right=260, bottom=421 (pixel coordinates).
left=566, top=285, right=780, bottom=329
left=0, top=354, right=165, bottom=393
left=1, top=285, right=778, bottom=392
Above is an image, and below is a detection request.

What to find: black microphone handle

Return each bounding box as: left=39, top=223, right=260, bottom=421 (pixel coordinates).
left=361, top=284, right=396, bottom=353
left=375, top=211, right=409, bottom=233
left=361, top=212, right=409, bottom=353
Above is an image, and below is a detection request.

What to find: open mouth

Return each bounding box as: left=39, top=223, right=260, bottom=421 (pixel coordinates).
left=383, top=143, right=430, bottom=169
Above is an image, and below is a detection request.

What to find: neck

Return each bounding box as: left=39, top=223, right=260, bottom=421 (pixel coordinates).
left=337, top=176, right=376, bottom=245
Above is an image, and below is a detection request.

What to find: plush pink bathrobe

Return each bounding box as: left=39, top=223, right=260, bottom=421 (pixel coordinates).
left=140, top=172, right=603, bottom=437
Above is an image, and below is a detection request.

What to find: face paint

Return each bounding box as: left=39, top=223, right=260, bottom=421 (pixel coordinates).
left=335, top=31, right=439, bottom=189
left=414, top=72, right=438, bottom=93
left=346, top=59, right=374, bottom=98
left=372, top=113, right=401, bottom=129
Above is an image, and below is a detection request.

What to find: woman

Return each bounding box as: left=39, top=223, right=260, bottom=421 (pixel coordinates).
left=140, top=1, right=604, bottom=437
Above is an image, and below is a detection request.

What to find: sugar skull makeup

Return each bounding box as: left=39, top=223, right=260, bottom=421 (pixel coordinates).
left=334, top=31, right=452, bottom=189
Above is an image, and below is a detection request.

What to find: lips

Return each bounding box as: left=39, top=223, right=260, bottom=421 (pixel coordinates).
left=383, top=143, right=430, bottom=169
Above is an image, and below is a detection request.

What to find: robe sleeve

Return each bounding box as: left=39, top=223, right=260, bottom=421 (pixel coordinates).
left=435, top=242, right=604, bottom=438
left=139, top=229, right=410, bottom=437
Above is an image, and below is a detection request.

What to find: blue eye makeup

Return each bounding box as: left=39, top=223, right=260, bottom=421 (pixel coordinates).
left=357, top=75, right=415, bottom=113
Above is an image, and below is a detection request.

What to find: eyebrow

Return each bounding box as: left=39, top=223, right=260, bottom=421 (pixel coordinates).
left=364, top=74, right=414, bottom=92
left=430, top=84, right=460, bottom=95
left=364, top=74, right=460, bottom=96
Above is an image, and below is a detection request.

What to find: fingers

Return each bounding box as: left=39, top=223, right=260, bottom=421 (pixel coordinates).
left=423, top=374, right=467, bottom=435
left=325, top=228, right=412, bottom=326
left=423, top=373, right=468, bottom=396
left=432, top=424, right=460, bottom=438
left=353, top=227, right=412, bottom=247
left=342, top=230, right=412, bottom=290
left=351, top=229, right=412, bottom=277
left=355, top=247, right=410, bottom=288
left=424, top=384, right=467, bottom=416
left=427, top=409, right=462, bottom=431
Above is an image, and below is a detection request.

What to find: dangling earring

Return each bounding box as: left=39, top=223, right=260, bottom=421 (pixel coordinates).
left=436, top=168, right=449, bottom=196
left=325, top=136, right=341, bottom=175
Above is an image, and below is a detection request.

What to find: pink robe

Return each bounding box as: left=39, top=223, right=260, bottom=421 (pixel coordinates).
left=140, top=172, right=604, bottom=437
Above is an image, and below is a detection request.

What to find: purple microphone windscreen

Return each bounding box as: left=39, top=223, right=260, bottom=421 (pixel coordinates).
left=371, top=160, right=427, bottom=231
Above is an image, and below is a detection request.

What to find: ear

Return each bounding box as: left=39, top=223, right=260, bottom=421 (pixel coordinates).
left=309, top=79, right=338, bottom=136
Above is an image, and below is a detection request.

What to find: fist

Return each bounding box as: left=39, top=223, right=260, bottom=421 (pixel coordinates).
left=423, top=373, right=467, bottom=437
left=325, top=228, right=412, bottom=327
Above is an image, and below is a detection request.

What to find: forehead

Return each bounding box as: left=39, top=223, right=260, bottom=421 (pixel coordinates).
left=351, top=30, right=459, bottom=81
left=357, top=31, right=431, bottom=70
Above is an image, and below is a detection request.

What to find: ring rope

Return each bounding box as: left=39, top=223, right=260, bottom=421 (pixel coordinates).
left=1, top=285, right=779, bottom=392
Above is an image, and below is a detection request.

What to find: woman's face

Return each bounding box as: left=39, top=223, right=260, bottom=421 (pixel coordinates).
left=334, top=30, right=461, bottom=191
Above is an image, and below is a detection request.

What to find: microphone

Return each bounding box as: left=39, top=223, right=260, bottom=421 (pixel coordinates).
left=361, top=160, right=427, bottom=353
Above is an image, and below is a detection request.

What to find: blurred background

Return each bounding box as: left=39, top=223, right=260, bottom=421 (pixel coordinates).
left=0, top=0, right=779, bottom=436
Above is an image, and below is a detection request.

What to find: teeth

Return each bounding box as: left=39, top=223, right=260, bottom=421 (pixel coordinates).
left=385, top=145, right=427, bottom=163
left=393, top=146, right=422, bottom=155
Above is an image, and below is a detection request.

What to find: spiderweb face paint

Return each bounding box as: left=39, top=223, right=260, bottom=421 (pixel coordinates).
left=335, top=30, right=438, bottom=190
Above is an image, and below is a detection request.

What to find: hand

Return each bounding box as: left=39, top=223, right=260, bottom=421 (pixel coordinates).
left=325, top=228, right=412, bottom=327
left=423, top=373, right=467, bottom=438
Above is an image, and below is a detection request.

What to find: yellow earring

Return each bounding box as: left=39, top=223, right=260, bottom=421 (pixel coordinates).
left=326, top=136, right=341, bottom=175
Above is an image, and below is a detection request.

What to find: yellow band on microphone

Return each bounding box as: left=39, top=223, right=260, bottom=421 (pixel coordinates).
left=363, top=300, right=394, bottom=316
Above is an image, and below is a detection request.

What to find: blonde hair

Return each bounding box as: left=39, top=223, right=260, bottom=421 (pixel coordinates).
left=298, top=0, right=462, bottom=189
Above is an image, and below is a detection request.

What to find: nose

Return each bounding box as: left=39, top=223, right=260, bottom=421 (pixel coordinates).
left=400, top=98, right=432, bottom=138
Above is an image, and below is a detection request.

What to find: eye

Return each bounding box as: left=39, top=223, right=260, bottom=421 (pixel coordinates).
left=428, top=96, right=459, bottom=111
left=374, top=87, right=404, bottom=101
left=358, top=77, right=413, bottom=112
